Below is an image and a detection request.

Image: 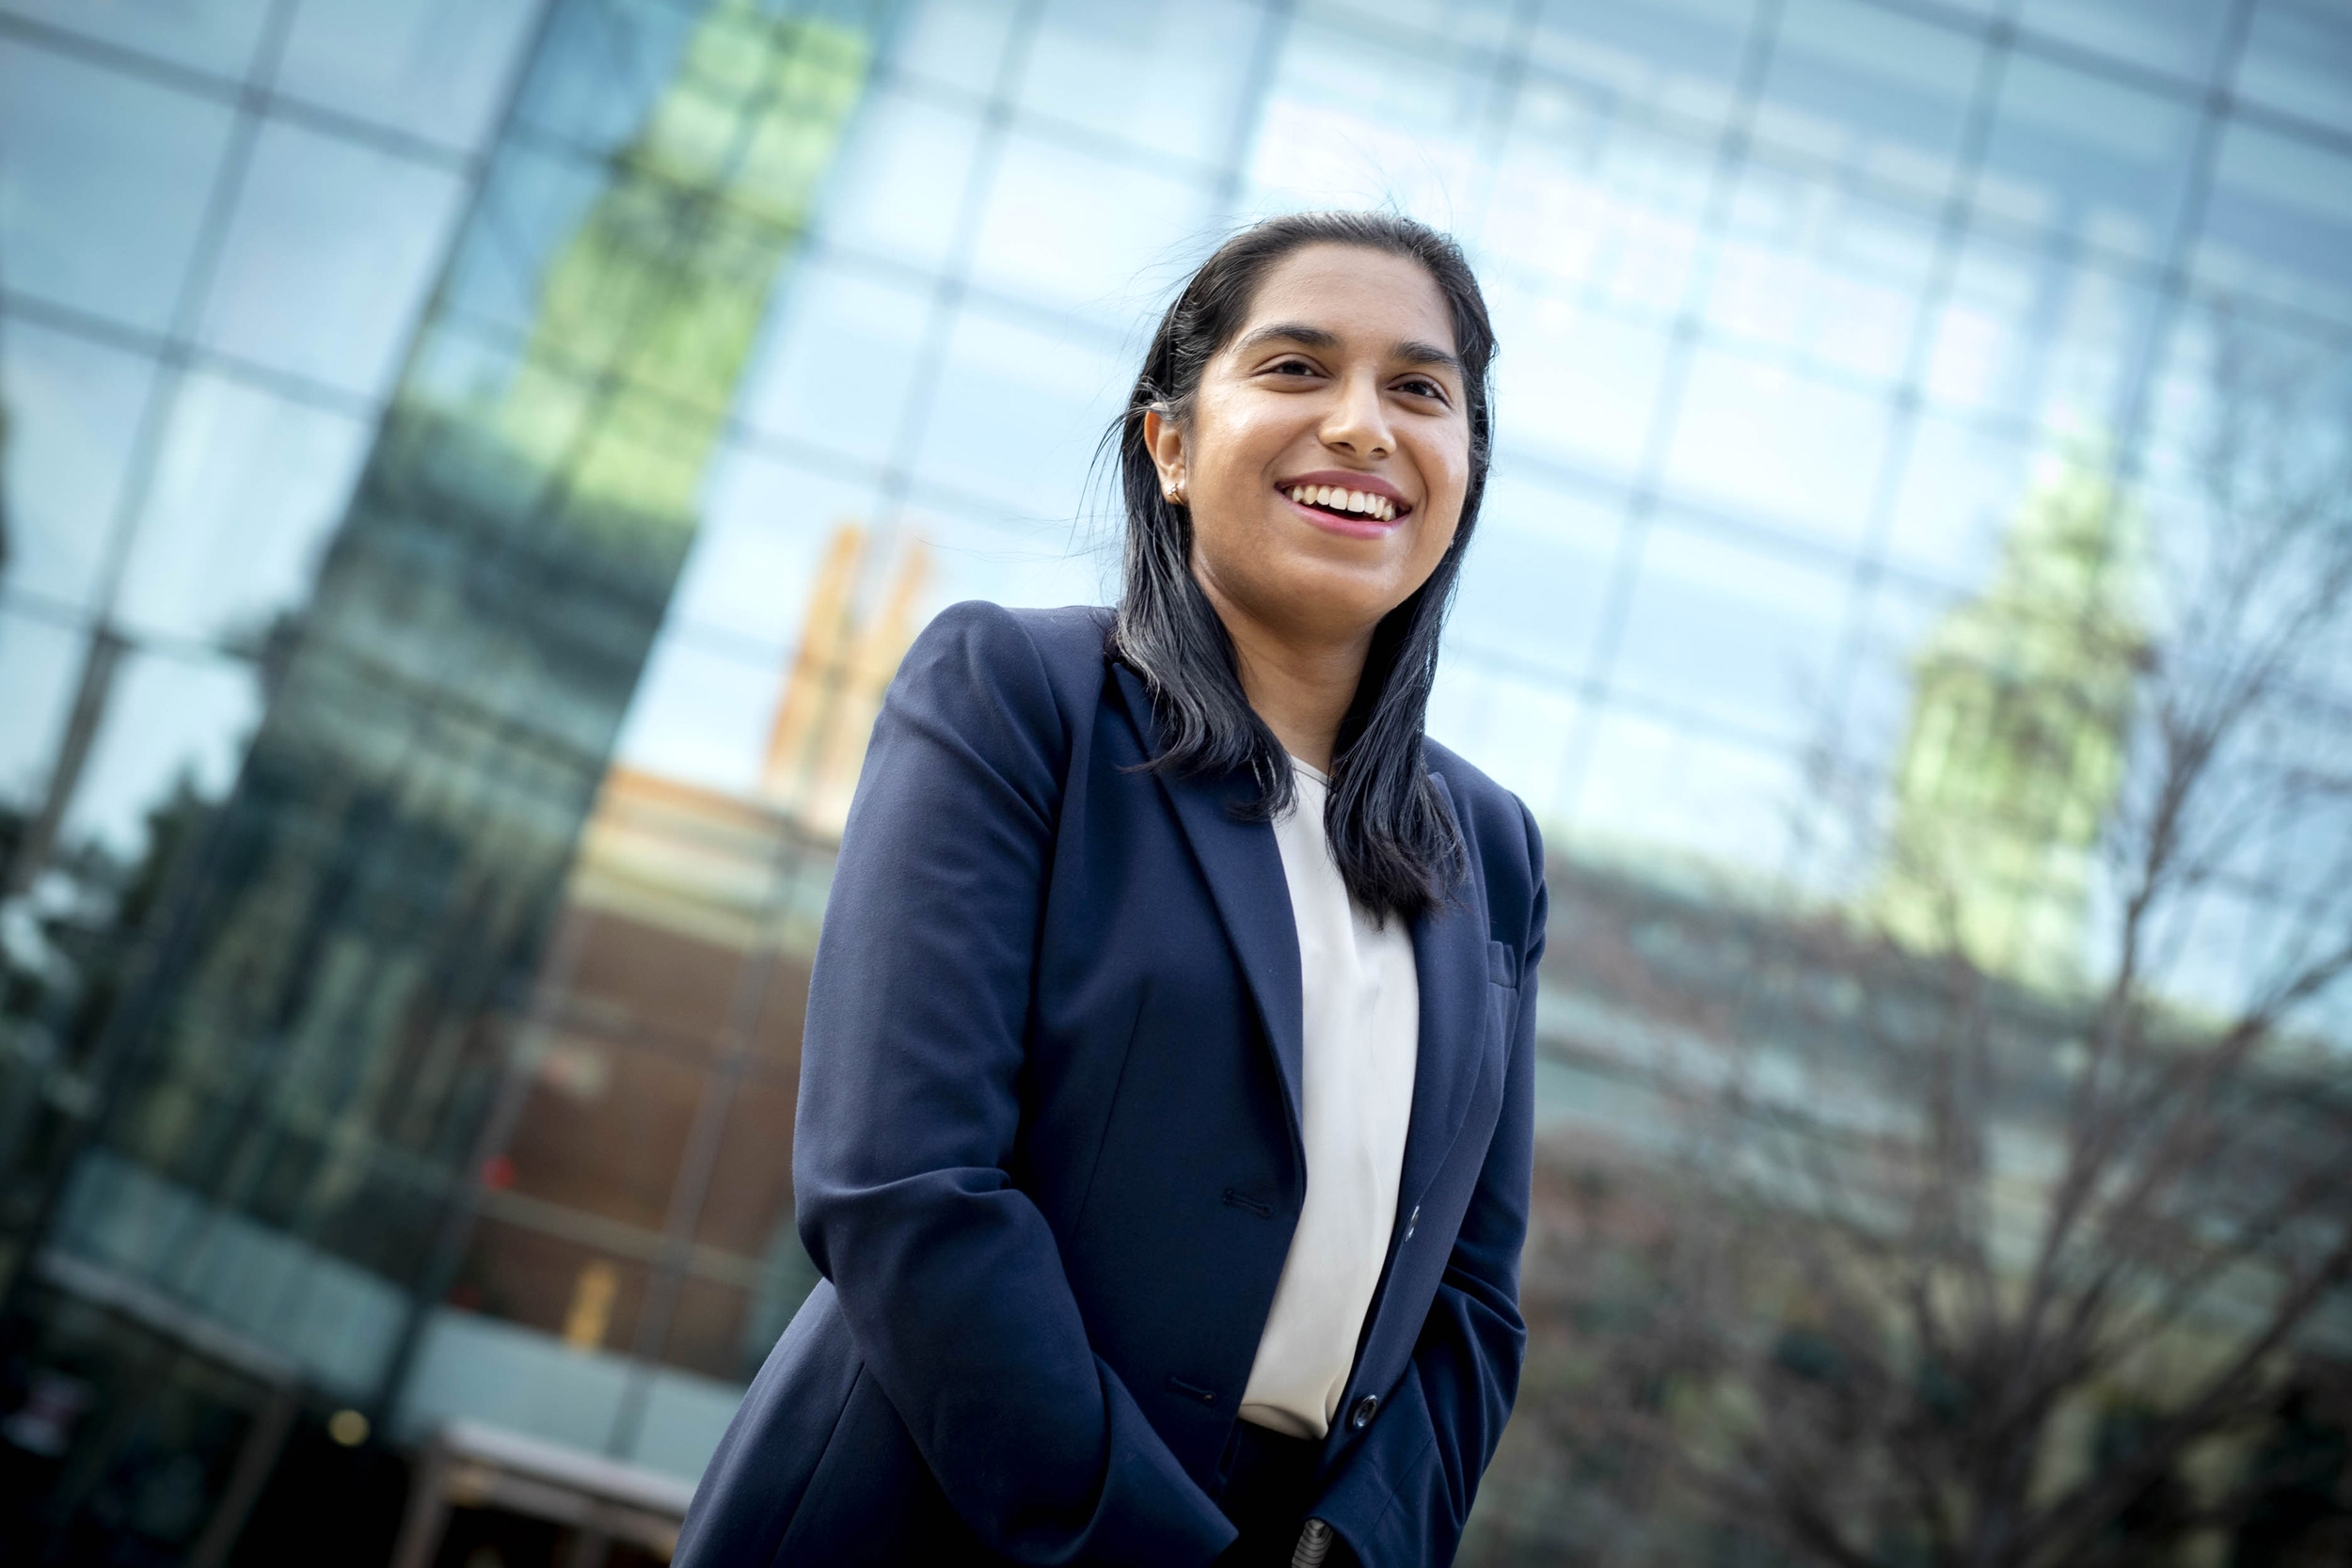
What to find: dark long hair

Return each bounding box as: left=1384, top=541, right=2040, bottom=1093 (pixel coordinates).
left=1110, top=212, right=1498, bottom=922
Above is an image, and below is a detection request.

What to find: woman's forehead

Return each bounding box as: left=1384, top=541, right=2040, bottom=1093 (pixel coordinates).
left=1236, top=245, right=1455, bottom=354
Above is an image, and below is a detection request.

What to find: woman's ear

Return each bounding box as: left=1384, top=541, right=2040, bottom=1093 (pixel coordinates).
left=1142, top=407, right=1186, bottom=504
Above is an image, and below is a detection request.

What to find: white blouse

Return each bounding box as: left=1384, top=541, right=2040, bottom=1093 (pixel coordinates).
left=1237, top=759, right=1420, bottom=1439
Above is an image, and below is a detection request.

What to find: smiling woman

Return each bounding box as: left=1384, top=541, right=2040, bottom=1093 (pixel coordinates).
left=675, top=214, right=1543, bottom=1568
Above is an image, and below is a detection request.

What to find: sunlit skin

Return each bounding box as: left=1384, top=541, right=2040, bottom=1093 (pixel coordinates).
left=1145, top=245, right=1472, bottom=773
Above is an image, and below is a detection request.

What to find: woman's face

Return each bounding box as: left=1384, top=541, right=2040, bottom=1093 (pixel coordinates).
left=1149, top=244, right=1472, bottom=647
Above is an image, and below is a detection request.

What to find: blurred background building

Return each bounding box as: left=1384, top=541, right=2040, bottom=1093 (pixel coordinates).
left=0, top=0, right=2347, bottom=1563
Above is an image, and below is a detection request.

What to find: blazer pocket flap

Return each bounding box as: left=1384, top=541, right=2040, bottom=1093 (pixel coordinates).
left=1486, top=939, right=1518, bottom=988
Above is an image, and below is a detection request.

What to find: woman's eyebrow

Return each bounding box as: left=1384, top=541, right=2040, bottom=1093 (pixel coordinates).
left=1234, top=323, right=1342, bottom=355
left=1393, top=340, right=1463, bottom=373
left=1235, top=323, right=1462, bottom=376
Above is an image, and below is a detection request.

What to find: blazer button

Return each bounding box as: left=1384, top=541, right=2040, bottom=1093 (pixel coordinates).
left=1348, top=1395, right=1380, bottom=1431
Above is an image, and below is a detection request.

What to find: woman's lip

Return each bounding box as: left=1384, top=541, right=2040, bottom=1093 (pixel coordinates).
left=1279, top=487, right=1399, bottom=539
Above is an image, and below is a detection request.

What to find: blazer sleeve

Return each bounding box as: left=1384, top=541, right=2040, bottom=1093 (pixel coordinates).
left=792, top=600, right=1237, bottom=1566
left=1313, top=800, right=1549, bottom=1567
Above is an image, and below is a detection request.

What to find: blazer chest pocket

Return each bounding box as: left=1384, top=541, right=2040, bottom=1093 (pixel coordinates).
left=1486, top=939, right=1519, bottom=990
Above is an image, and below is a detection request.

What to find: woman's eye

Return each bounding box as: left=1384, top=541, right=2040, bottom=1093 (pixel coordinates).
left=1398, top=377, right=1447, bottom=401
left=1268, top=357, right=1319, bottom=377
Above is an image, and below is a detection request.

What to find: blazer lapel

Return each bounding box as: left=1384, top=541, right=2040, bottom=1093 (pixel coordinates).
left=1108, top=663, right=1306, bottom=1147
left=1396, top=769, right=1492, bottom=1215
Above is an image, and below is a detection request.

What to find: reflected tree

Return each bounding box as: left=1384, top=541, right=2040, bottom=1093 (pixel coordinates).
left=1514, top=316, right=2352, bottom=1568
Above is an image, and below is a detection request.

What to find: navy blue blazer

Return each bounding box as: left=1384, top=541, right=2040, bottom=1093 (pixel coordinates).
left=674, top=601, right=1547, bottom=1567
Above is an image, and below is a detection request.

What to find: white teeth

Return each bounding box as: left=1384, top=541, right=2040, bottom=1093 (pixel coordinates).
left=1285, top=484, right=1397, bottom=521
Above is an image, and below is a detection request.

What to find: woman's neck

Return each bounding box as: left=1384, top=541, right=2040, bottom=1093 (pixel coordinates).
left=1196, top=577, right=1371, bottom=775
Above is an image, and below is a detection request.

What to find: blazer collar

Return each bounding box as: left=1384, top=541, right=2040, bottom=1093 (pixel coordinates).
left=1110, top=663, right=1307, bottom=1141
left=1398, top=769, right=1491, bottom=1213
left=1108, top=660, right=1488, bottom=1203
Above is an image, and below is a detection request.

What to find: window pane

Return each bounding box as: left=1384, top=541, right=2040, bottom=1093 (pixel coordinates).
left=1306, top=0, right=1517, bottom=52
left=1017, top=0, right=1268, bottom=168
left=437, top=138, right=606, bottom=341
left=1706, top=162, right=1939, bottom=387
left=2017, top=0, right=2234, bottom=80
left=691, top=1075, right=796, bottom=1259
left=1487, top=108, right=1716, bottom=316
left=1248, top=22, right=1493, bottom=222
left=2193, top=119, right=2352, bottom=327
left=511, top=0, right=697, bottom=155
left=2233, top=0, right=2352, bottom=135
left=0, top=611, right=82, bottom=808
left=1755, top=0, right=1986, bottom=200
left=1609, top=516, right=1851, bottom=743
left=668, top=451, right=886, bottom=659
left=1975, top=54, right=2201, bottom=264
left=114, top=372, right=370, bottom=644
left=614, top=630, right=789, bottom=799
left=912, top=309, right=1126, bottom=520
left=1664, top=348, right=1894, bottom=547
left=0, top=41, right=237, bottom=332
left=739, top=261, right=930, bottom=467
left=56, top=646, right=262, bottom=861
left=1427, top=657, right=1587, bottom=823
left=1454, top=476, right=1626, bottom=684
left=1923, top=237, right=2162, bottom=436
left=453, top=1218, right=653, bottom=1365
left=198, top=120, right=469, bottom=399
left=275, top=0, right=542, bottom=153
left=0, top=319, right=160, bottom=612
left=1572, top=703, right=1808, bottom=877
left=890, top=0, right=1021, bottom=94
left=1883, top=413, right=2037, bottom=588
left=906, top=502, right=1107, bottom=612
left=1532, top=0, right=1762, bottom=126
left=811, top=87, right=986, bottom=277
left=502, top=1033, right=707, bottom=1234
left=966, top=134, right=1216, bottom=325
left=1490, top=288, right=1674, bottom=484
left=0, top=0, right=270, bottom=79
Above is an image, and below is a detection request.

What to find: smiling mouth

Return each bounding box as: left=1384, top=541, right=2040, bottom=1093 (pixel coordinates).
left=1282, top=483, right=1404, bottom=524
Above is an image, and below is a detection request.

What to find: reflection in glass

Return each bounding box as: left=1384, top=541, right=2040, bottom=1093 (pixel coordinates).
left=1665, top=347, right=1893, bottom=546
left=197, top=122, right=470, bottom=400
left=272, top=0, right=542, bottom=153
left=968, top=134, right=1216, bottom=325
left=0, top=42, right=235, bottom=334
left=1572, top=704, right=1809, bottom=876
left=2233, top=0, right=2352, bottom=135
left=738, top=261, right=932, bottom=466
left=2194, top=119, right=2352, bottom=327
left=1976, top=54, right=2201, bottom=263
left=113, top=374, right=370, bottom=645
left=1016, top=0, right=1266, bottom=167
left=1489, top=286, right=1673, bottom=483
left=0, top=613, right=79, bottom=813
left=810, top=87, right=985, bottom=276
left=0, top=321, right=158, bottom=614
left=1530, top=0, right=1760, bottom=125
left=1755, top=0, right=1984, bottom=199
left=41, top=0, right=877, bottom=1420
left=2016, top=0, right=2233, bottom=81
left=0, top=0, right=271, bottom=80
left=1609, top=515, right=1851, bottom=744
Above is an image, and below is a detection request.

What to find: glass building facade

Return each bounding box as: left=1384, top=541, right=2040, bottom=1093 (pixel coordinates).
left=1, top=0, right=2347, bottom=1561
